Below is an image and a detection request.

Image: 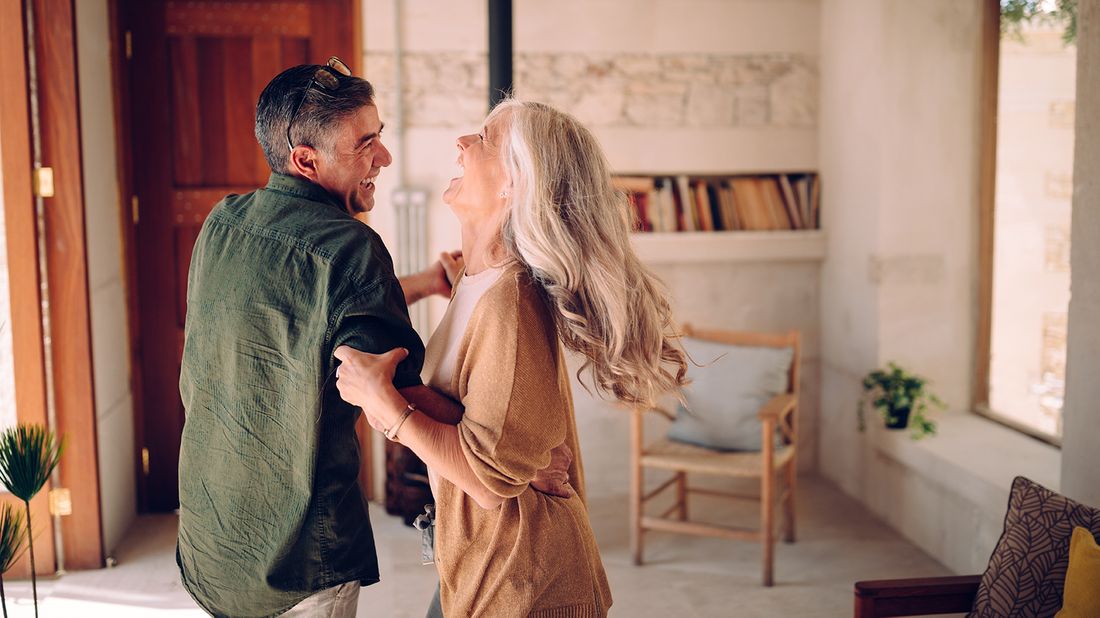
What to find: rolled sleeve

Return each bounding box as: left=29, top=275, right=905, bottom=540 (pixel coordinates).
left=330, top=278, right=425, bottom=389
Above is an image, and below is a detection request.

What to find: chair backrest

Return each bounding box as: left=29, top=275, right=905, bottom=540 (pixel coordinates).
left=681, top=324, right=801, bottom=398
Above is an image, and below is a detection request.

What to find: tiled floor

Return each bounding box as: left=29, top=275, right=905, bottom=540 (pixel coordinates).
left=0, top=476, right=953, bottom=617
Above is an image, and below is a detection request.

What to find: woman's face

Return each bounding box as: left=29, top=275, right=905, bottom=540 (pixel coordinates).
left=443, top=116, right=509, bottom=222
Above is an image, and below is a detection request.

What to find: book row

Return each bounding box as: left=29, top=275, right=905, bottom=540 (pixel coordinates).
left=614, top=173, right=821, bottom=233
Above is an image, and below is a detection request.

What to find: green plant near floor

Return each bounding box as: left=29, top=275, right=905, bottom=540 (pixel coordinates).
left=0, top=504, right=27, bottom=618
left=1001, top=0, right=1077, bottom=44
left=858, top=362, right=945, bottom=440
left=0, top=425, right=64, bottom=618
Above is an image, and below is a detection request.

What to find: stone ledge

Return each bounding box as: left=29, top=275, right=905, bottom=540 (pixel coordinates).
left=871, top=411, right=1061, bottom=563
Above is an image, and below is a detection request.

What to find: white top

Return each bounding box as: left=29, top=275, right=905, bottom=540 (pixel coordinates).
left=427, top=266, right=505, bottom=393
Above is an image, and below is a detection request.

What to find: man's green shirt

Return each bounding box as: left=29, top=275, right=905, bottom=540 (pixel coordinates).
left=177, top=173, right=424, bottom=617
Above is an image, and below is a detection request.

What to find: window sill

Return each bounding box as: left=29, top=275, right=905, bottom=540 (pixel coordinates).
left=871, top=411, right=1061, bottom=520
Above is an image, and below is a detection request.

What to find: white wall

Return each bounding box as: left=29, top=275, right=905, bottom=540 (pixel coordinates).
left=76, top=0, right=137, bottom=557
left=1062, top=0, right=1100, bottom=507
left=818, top=0, right=1073, bottom=574
left=362, top=0, right=823, bottom=497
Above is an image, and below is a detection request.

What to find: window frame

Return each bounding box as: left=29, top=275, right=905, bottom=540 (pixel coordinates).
left=974, top=0, right=1064, bottom=448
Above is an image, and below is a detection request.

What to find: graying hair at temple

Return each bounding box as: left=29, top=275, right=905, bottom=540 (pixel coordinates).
left=254, top=64, right=375, bottom=172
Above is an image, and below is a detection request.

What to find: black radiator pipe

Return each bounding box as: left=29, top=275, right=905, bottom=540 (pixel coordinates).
left=488, top=0, right=513, bottom=109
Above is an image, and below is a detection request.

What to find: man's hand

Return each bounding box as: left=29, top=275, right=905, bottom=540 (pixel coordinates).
left=439, top=250, right=463, bottom=286
left=530, top=443, right=575, bottom=499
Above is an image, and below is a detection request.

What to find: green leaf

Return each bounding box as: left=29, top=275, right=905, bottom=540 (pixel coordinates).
left=0, top=503, right=25, bottom=573
left=0, top=425, right=65, bottom=502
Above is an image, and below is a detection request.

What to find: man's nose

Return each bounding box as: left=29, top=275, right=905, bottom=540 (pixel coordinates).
left=376, top=141, right=393, bottom=167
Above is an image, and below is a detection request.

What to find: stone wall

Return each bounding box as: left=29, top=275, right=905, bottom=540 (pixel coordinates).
left=361, top=0, right=824, bottom=498
left=366, top=51, right=817, bottom=130
left=1062, top=0, right=1100, bottom=508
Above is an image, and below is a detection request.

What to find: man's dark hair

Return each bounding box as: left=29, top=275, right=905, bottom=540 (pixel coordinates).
left=255, top=64, right=375, bottom=173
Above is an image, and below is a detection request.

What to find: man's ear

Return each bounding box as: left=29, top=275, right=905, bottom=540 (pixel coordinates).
left=288, top=145, right=320, bottom=182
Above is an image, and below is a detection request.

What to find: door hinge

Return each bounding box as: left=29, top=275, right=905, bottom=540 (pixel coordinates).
left=131, top=195, right=139, bottom=224
left=125, top=30, right=132, bottom=60
left=142, top=447, right=150, bottom=476
left=33, top=167, right=54, bottom=198
left=48, top=488, right=72, bottom=517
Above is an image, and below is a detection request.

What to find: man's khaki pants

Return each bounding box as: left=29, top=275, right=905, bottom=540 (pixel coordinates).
left=283, top=581, right=360, bottom=617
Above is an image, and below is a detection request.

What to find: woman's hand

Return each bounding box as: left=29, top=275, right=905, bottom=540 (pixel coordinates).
left=334, top=346, right=409, bottom=431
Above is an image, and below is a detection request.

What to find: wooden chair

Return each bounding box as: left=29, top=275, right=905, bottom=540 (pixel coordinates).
left=630, top=324, right=800, bottom=586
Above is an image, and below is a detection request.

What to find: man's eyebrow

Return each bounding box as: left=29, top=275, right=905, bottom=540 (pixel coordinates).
left=357, top=122, right=385, bottom=148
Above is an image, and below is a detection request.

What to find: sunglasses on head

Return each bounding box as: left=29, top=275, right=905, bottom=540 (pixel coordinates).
left=285, top=56, right=352, bottom=152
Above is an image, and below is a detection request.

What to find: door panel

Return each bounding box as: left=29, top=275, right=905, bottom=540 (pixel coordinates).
left=124, top=0, right=355, bottom=511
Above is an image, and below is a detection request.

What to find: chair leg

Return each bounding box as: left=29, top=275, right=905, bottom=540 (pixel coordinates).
left=631, top=466, right=643, bottom=566
left=676, top=472, right=688, bottom=520
left=784, top=460, right=797, bottom=543
left=762, top=470, right=775, bottom=587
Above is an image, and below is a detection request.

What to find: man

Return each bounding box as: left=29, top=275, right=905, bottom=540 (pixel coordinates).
left=177, top=60, right=464, bottom=617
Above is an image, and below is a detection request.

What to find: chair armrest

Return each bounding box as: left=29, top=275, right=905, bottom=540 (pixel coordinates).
left=854, top=575, right=981, bottom=617
left=756, top=393, right=796, bottom=422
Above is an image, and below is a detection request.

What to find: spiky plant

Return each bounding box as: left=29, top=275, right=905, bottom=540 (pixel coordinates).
left=0, top=504, right=27, bottom=618
left=0, top=425, right=64, bottom=618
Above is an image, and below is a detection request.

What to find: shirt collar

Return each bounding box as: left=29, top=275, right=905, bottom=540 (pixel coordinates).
left=265, top=173, right=346, bottom=212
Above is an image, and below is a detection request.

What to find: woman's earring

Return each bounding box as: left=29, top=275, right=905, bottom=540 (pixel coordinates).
left=499, top=192, right=508, bottom=198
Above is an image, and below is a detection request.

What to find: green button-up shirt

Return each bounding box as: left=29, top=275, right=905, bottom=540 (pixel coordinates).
left=177, top=173, right=424, bottom=617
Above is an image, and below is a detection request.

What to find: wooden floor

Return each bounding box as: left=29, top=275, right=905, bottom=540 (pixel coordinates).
left=0, top=475, right=955, bottom=617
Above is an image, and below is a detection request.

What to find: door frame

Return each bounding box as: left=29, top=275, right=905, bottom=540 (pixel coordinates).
left=1, top=0, right=105, bottom=572
left=109, top=0, right=368, bottom=512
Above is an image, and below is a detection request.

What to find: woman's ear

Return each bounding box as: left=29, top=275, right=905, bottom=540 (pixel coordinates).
left=288, top=145, right=320, bottom=182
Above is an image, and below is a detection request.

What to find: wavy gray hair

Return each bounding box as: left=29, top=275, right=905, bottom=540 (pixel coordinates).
left=487, top=100, right=688, bottom=407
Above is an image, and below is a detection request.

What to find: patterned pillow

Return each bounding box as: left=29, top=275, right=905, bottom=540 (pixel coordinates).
left=969, top=476, right=1100, bottom=618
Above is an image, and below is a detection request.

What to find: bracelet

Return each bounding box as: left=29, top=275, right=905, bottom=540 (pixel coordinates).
left=383, top=403, right=417, bottom=442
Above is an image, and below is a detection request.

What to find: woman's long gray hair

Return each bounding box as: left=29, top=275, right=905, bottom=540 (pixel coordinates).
left=487, top=100, right=688, bottom=408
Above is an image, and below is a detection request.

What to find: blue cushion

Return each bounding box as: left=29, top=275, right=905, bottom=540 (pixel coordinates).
left=667, top=336, right=794, bottom=452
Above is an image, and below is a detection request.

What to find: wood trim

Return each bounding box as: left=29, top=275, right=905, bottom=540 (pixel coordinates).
left=351, top=0, right=363, bottom=75
left=33, top=0, right=105, bottom=569
left=0, top=0, right=58, bottom=579
left=164, top=1, right=311, bottom=35
left=106, top=0, right=147, bottom=516
left=854, top=575, right=981, bottom=618
left=974, top=0, right=999, bottom=410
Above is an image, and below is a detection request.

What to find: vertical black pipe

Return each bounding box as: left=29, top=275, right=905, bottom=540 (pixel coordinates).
left=488, top=0, right=513, bottom=109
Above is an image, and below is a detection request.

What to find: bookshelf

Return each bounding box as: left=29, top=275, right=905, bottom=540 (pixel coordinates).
left=614, top=172, right=821, bottom=233
left=632, top=230, right=825, bottom=264
left=614, top=172, right=824, bottom=264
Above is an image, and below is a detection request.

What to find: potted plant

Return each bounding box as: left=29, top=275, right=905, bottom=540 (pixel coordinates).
left=0, top=425, right=64, bottom=618
left=858, top=362, right=945, bottom=440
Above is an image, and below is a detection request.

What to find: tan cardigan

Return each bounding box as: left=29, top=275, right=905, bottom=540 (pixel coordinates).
left=423, top=263, right=612, bottom=618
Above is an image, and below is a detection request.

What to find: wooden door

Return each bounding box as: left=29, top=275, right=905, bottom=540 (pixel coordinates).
left=120, top=0, right=356, bottom=511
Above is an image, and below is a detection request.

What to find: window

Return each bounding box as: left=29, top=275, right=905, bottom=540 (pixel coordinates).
left=980, top=6, right=1075, bottom=443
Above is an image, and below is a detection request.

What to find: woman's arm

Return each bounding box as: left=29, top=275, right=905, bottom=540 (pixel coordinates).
left=336, top=347, right=506, bottom=509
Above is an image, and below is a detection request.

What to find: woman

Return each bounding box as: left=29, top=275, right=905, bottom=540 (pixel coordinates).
left=334, top=100, right=688, bottom=617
